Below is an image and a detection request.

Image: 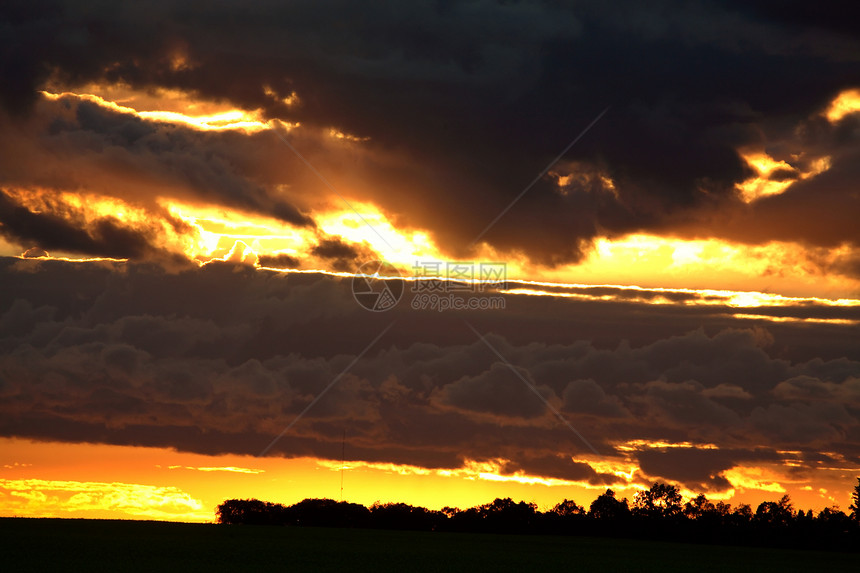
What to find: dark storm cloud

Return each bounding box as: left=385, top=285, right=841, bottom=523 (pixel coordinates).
left=257, top=253, right=301, bottom=270
left=677, top=112, right=860, bottom=249
left=772, top=375, right=860, bottom=405
left=499, top=454, right=619, bottom=486
left=0, top=96, right=314, bottom=229
left=1, top=258, right=858, bottom=487
left=635, top=447, right=783, bottom=492
left=311, top=237, right=366, bottom=260
left=562, top=379, right=629, bottom=418
left=435, top=362, right=552, bottom=419
left=2, top=1, right=858, bottom=263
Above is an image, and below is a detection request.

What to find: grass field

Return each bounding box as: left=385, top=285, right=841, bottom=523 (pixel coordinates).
left=2, top=517, right=856, bottom=572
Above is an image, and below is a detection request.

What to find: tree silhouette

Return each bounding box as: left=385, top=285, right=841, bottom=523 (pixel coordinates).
left=290, top=498, right=370, bottom=528
left=714, top=501, right=731, bottom=517
left=683, top=494, right=716, bottom=520
left=369, top=502, right=440, bottom=531
left=850, top=478, right=860, bottom=523
left=754, top=495, right=793, bottom=527
left=633, top=483, right=683, bottom=519
left=476, top=498, right=537, bottom=533
left=816, top=506, right=851, bottom=530
left=542, top=498, right=588, bottom=535
left=214, top=475, right=860, bottom=551
left=216, top=499, right=288, bottom=525
left=552, top=499, right=586, bottom=517
left=728, top=503, right=752, bottom=526
left=441, top=506, right=459, bottom=519
left=588, top=489, right=630, bottom=520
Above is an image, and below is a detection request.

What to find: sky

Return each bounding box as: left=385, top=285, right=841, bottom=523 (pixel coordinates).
left=1, top=0, right=859, bottom=522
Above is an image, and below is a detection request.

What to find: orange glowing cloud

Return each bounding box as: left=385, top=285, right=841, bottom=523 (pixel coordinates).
left=10, top=83, right=855, bottom=307
left=164, top=200, right=309, bottom=263
left=825, top=88, right=860, bottom=123
left=317, top=458, right=592, bottom=489
left=165, top=465, right=265, bottom=474
left=40, top=87, right=284, bottom=134
left=522, top=234, right=860, bottom=300
left=735, top=150, right=831, bottom=203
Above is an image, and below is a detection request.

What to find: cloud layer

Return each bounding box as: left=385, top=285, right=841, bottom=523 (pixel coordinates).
left=2, top=257, right=858, bottom=492
left=1, top=0, right=858, bottom=267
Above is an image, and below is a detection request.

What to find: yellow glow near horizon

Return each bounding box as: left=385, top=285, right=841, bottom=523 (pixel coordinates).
left=534, top=234, right=860, bottom=300
left=0, top=478, right=210, bottom=521
left=2, top=435, right=858, bottom=521
left=0, top=438, right=611, bottom=519
left=825, top=88, right=860, bottom=122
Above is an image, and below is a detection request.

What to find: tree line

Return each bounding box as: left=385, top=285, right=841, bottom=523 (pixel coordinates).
left=216, top=478, right=860, bottom=551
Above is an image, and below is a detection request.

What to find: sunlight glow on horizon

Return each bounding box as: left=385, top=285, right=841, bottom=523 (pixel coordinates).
left=2, top=434, right=856, bottom=522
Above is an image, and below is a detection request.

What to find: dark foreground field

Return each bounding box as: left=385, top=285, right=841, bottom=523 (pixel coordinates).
left=2, top=517, right=856, bottom=572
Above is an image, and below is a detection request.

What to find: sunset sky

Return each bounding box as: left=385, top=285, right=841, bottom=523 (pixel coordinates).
left=1, top=1, right=859, bottom=522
